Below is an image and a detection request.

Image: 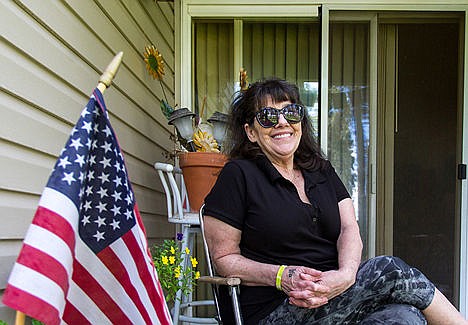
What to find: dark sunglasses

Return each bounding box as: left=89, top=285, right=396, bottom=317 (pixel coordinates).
left=255, top=103, right=305, bottom=128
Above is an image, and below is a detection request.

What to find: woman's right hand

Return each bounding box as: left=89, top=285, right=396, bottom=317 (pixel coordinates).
left=281, top=266, right=330, bottom=309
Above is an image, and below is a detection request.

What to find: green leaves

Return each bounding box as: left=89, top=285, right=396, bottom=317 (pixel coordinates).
left=160, top=100, right=175, bottom=119
left=152, top=239, right=199, bottom=303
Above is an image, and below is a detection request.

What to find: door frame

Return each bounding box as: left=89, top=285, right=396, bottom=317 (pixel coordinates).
left=379, top=20, right=462, bottom=304
left=321, top=5, right=468, bottom=314
left=322, top=9, right=379, bottom=263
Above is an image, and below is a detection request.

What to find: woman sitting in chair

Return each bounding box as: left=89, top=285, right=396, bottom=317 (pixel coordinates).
left=203, top=78, right=467, bottom=325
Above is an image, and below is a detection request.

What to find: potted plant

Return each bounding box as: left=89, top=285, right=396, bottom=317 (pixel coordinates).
left=152, top=233, right=200, bottom=304
left=144, top=45, right=229, bottom=211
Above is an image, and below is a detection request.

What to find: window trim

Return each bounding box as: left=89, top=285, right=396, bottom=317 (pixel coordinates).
left=179, top=2, right=320, bottom=108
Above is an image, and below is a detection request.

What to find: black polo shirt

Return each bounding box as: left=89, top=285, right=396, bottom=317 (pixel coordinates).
left=204, top=156, right=350, bottom=324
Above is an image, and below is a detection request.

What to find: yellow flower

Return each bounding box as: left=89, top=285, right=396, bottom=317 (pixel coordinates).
left=185, top=247, right=190, bottom=255
left=169, top=256, right=175, bottom=265
left=195, top=271, right=200, bottom=280
left=143, top=45, right=165, bottom=80
left=161, top=255, right=168, bottom=265
left=192, top=129, right=219, bottom=153
left=170, top=246, right=175, bottom=255
left=174, top=266, right=181, bottom=278
left=191, top=257, right=198, bottom=268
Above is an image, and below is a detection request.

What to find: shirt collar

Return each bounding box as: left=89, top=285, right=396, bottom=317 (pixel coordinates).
left=254, top=155, right=328, bottom=189
left=254, top=155, right=284, bottom=183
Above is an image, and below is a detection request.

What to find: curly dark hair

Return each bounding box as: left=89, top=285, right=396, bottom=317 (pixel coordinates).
left=225, top=78, right=326, bottom=171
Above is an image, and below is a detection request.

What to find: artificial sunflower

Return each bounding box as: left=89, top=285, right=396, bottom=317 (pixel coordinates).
left=192, top=129, right=219, bottom=153
left=143, top=45, right=174, bottom=119
left=239, top=68, right=249, bottom=90
left=144, top=45, right=165, bottom=80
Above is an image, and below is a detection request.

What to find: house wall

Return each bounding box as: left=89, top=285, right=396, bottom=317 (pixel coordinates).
left=0, top=0, right=176, bottom=322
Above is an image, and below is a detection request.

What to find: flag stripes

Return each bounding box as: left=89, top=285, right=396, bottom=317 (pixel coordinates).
left=3, top=89, right=172, bottom=324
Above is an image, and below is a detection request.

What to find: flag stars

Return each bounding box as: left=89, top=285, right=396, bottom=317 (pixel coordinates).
left=85, top=186, right=93, bottom=196
left=96, top=202, right=107, bottom=213
left=70, top=138, right=83, bottom=151
left=112, top=190, right=122, bottom=202
left=62, top=172, right=75, bottom=185
left=104, top=126, right=112, bottom=137
left=94, top=216, right=106, bottom=228
left=97, top=187, right=108, bottom=199
left=125, top=209, right=133, bottom=220
left=93, top=230, right=105, bottom=242
left=111, top=205, right=121, bottom=216
left=75, top=154, right=85, bottom=167
left=125, top=195, right=132, bottom=205
left=98, top=172, right=110, bottom=184
left=58, top=156, right=72, bottom=169
left=89, top=155, right=97, bottom=166
left=40, top=94, right=140, bottom=256
left=101, top=157, right=112, bottom=169
left=113, top=176, right=122, bottom=188
left=101, top=141, right=112, bottom=153
left=87, top=171, right=95, bottom=181
left=114, top=161, right=122, bottom=172
left=81, top=215, right=91, bottom=226
left=110, top=219, right=120, bottom=230
left=82, top=200, right=92, bottom=211
left=82, top=121, right=92, bottom=133
left=81, top=108, right=90, bottom=118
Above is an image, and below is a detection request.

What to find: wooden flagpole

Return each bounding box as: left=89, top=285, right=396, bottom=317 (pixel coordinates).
left=14, top=50, right=123, bottom=325
left=14, top=311, right=25, bottom=325
left=97, top=51, right=124, bottom=94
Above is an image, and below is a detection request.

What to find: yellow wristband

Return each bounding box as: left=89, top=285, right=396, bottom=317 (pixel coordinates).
left=275, top=265, right=287, bottom=290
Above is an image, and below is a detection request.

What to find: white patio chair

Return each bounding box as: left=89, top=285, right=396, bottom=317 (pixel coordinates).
left=154, top=162, right=217, bottom=324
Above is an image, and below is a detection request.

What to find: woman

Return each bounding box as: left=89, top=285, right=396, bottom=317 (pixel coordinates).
left=203, top=78, right=466, bottom=324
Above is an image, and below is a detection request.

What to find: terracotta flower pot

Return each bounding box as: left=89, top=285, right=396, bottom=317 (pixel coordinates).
left=178, top=152, right=228, bottom=212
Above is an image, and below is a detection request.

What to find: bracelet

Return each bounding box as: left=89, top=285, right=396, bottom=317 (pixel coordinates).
left=275, top=265, right=287, bottom=290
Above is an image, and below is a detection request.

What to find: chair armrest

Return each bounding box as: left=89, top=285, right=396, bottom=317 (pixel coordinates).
left=198, top=276, right=241, bottom=286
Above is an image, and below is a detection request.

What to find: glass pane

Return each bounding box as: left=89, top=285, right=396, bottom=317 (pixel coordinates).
left=193, top=21, right=234, bottom=120
left=243, top=22, right=320, bottom=132
left=328, top=22, right=370, bottom=259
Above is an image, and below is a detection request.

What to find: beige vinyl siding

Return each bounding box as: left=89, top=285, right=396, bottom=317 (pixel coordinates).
left=0, top=0, right=175, bottom=321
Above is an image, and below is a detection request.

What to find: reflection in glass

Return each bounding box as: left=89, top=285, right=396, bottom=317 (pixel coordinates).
left=243, top=22, right=320, bottom=134
left=303, top=81, right=319, bottom=135
left=328, top=23, right=370, bottom=259
left=193, top=21, right=234, bottom=120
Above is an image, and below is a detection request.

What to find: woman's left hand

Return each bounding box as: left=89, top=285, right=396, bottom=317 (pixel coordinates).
left=304, top=269, right=356, bottom=300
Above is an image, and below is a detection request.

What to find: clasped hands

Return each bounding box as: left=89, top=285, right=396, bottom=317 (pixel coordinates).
left=280, top=266, right=356, bottom=309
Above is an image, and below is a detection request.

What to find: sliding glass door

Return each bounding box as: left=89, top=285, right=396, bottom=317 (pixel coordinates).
left=328, top=21, right=370, bottom=259
left=193, top=17, right=371, bottom=260
left=193, top=19, right=320, bottom=130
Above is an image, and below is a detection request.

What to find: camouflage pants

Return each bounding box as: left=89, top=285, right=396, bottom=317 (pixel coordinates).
left=258, top=256, right=435, bottom=325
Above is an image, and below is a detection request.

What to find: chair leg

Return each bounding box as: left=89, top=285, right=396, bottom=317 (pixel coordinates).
left=172, top=224, right=191, bottom=324
left=185, top=227, right=197, bottom=320
left=229, top=286, right=243, bottom=325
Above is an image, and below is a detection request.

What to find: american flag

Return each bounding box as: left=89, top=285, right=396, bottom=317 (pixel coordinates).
left=2, top=89, right=172, bottom=325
